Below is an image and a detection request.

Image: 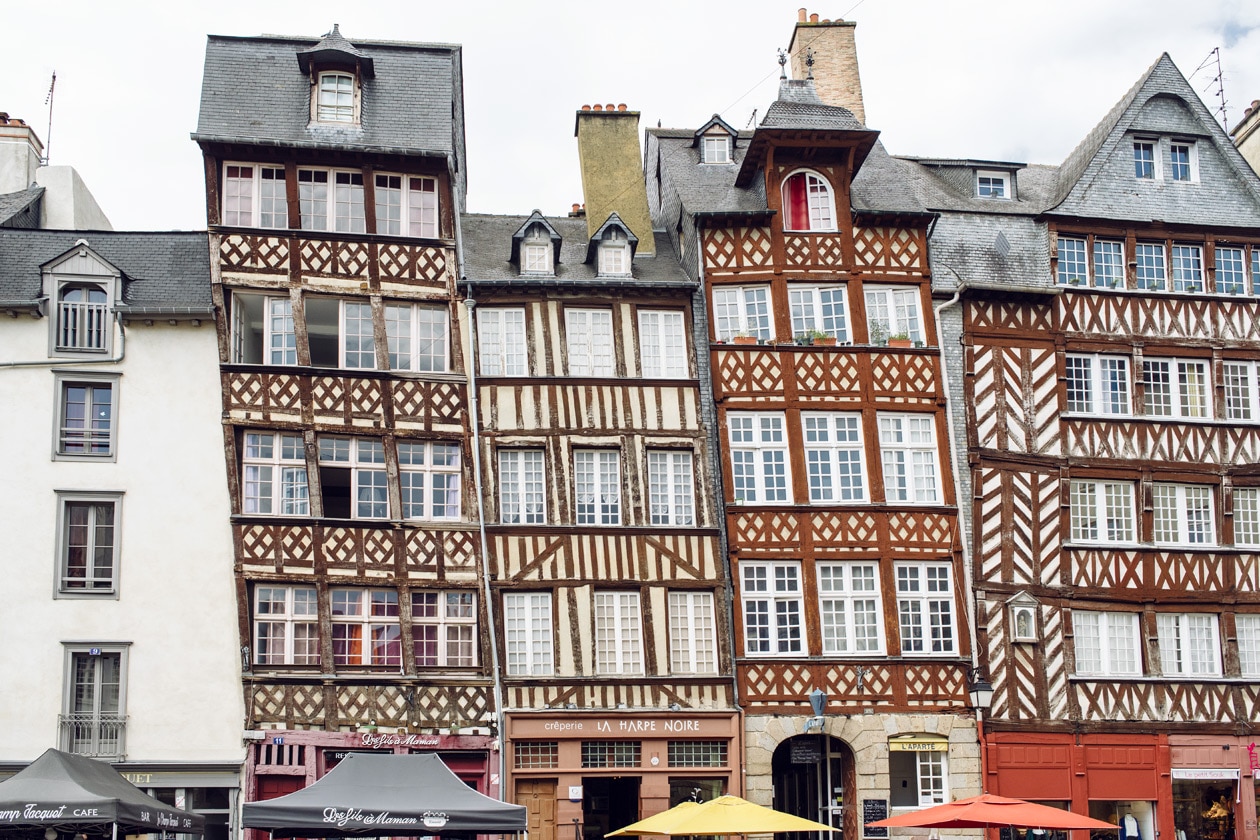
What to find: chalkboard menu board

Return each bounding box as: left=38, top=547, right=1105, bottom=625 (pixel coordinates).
left=862, top=799, right=889, bottom=838
left=790, top=739, right=822, bottom=763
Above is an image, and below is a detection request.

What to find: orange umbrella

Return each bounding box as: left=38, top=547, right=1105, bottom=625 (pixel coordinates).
left=865, top=794, right=1119, bottom=831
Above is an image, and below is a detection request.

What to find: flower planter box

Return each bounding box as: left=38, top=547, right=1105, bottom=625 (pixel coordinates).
left=733, top=336, right=759, bottom=345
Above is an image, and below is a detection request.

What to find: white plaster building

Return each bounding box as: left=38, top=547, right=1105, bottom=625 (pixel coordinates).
left=0, top=229, right=242, bottom=840
left=0, top=113, right=112, bottom=230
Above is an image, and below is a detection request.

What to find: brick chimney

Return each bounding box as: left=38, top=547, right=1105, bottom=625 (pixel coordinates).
left=788, top=9, right=866, bottom=125
left=574, top=104, right=655, bottom=256
left=0, top=113, right=45, bottom=193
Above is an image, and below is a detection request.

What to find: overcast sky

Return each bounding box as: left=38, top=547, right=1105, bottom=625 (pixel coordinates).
left=5, top=0, right=1259, bottom=230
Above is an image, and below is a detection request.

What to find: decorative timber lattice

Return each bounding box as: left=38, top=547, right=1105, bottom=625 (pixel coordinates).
left=1067, top=549, right=1238, bottom=592
left=236, top=523, right=477, bottom=576
left=869, top=352, right=938, bottom=401
left=393, top=380, right=468, bottom=429
left=714, top=349, right=784, bottom=399
left=791, top=352, right=862, bottom=401
left=299, top=239, right=370, bottom=279
left=227, top=372, right=303, bottom=419
left=729, top=509, right=953, bottom=555
left=220, top=234, right=290, bottom=273
left=702, top=227, right=773, bottom=273
left=238, top=523, right=316, bottom=571
left=1062, top=420, right=1228, bottom=464
left=738, top=661, right=966, bottom=711
left=976, top=467, right=1061, bottom=587
left=852, top=226, right=923, bottom=274
left=1060, top=294, right=1260, bottom=342
left=783, top=233, right=846, bottom=269
left=970, top=344, right=1060, bottom=455
left=249, top=682, right=491, bottom=728
left=1072, top=680, right=1160, bottom=722
left=311, top=376, right=386, bottom=425
left=377, top=242, right=449, bottom=287
left=968, top=299, right=1055, bottom=335
left=493, top=532, right=720, bottom=583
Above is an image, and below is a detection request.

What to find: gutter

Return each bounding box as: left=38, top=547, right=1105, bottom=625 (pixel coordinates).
left=0, top=311, right=127, bottom=369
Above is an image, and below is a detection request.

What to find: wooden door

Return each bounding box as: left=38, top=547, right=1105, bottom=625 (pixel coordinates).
left=516, top=778, right=557, bottom=840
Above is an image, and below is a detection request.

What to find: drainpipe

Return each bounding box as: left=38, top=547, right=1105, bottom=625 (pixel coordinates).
left=450, top=176, right=507, bottom=799
left=0, top=310, right=127, bottom=368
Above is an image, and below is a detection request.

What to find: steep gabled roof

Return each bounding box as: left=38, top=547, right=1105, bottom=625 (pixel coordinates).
left=586, top=212, right=639, bottom=264
left=0, top=186, right=43, bottom=228
left=509, top=210, right=563, bottom=268
left=693, top=114, right=740, bottom=147
left=1048, top=53, right=1260, bottom=226
left=296, top=24, right=375, bottom=77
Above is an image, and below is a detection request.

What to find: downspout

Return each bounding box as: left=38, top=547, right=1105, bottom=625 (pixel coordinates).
left=450, top=173, right=507, bottom=799
left=931, top=274, right=979, bottom=670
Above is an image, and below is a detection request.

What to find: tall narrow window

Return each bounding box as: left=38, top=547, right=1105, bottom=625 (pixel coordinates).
left=1223, top=361, right=1260, bottom=420
left=1171, top=245, right=1203, bottom=292
left=1057, top=237, right=1088, bottom=285
left=782, top=171, right=835, bottom=231
left=1135, top=243, right=1167, bottom=291
left=408, top=177, right=438, bottom=238
left=56, top=284, right=110, bottom=352
left=224, top=165, right=254, bottom=226
left=648, top=450, right=695, bottom=526
left=865, top=286, right=923, bottom=344
left=803, top=413, right=865, bottom=502
left=668, top=592, right=716, bottom=673
left=62, top=648, right=125, bottom=758
left=599, top=229, right=631, bottom=276
left=499, top=450, right=545, bottom=524
left=57, top=378, right=117, bottom=458
left=728, top=413, right=790, bottom=503
left=819, top=563, right=882, bottom=654
left=231, top=294, right=297, bottom=365
left=1217, top=246, right=1248, bottom=295
left=1093, top=240, right=1125, bottom=288
left=1133, top=141, right=1156, bottom=179
left=566, top=309, right=615, bottom=376
left=879, top=413, right=939, bottom=503
left=575, top=450, right=621, bottom=525
left=298, top=169, right=329, bottom=231
left=1237, top=615, right=1260, bottom=677
left=521, top=225, right=554, bottom=274
left=1235, top=488, right=1260, bottom=547
left=741, top=562, right=803, bottom=654
left=316, top=72, right=355, bottom=123
left=594, top=591, right=643, bottom=674
left=477, top=308, right=527, bottom=376
left=504, top=592, right=554, bottom=676
left=896, top=563, right=955, bottom=655
left=376, top=173, right=439, bottom=237
left=639, top=310, right=687, bottom=378
left=1169, top=143, right=1193, bottom=182
left=58, top=497, right=120, bottom=594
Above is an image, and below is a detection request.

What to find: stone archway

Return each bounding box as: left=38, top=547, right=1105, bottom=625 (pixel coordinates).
left=770, top=735, right=855, bottom=840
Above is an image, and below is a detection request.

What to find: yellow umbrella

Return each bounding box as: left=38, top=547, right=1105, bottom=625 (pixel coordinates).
left=606, top=795, right=837, bottom=836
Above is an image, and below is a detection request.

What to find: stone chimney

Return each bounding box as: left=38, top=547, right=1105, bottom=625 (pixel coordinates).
left=574, top=104, right=655, bottom=256
left=0, top=113, right=45, bottom=193
left=788, top=9, right=866, bottom=125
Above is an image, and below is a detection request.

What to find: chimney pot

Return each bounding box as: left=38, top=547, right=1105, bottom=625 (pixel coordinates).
left=593, top=104, right=603, bottom=111
left=617, top=103, right=627, bottom=112
left=798, top=8, right=807, bottom=21
left=582, top=104, right=592, bottom=111
left=572, top=203, right=580, bottom=212
left=606, top=103, right=616, bottom=111
left=810, top=13, right=819, bottom=22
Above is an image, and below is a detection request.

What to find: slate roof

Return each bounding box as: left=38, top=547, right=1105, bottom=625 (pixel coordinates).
left=891, top=157, right=1058, bottom=215
left=1048, top=53, right=1260, bottom=226
left=927, top=213, right=1052, bottom=295
left=194, top=31, right=463, bottom=161
left=461, top=213, right=693, bottom=287
left=760, top=79, right=867, bottom=131
left=0, top=186, right=43, bottom=228
left=0, top=230, right=212, bottom=310
left=649, top=128, right=769, bottom=216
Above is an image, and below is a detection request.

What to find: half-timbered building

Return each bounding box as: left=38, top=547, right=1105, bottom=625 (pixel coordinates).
left=459, top=102, right=738, bottom=840
left=917, top=54, right=1260, bottom=840
left=192, top=27, right=500, bottom=806
left=646, top=16, right=978, bottom=835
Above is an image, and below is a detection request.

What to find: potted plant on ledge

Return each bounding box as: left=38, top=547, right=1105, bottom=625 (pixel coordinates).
left=868, top=320, right=889, bottom=347
left=888, top=332, right=913, bottom=348
left=732, top=332, right=759, bottom=345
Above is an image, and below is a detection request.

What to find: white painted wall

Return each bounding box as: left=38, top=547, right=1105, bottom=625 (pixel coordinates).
left=0, top=311, right=243, bottom=764
left=0, top=122, right=42, bottom=192
left=36, top=167, right=113, bottom=231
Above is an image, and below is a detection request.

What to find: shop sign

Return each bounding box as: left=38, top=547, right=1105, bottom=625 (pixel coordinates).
left=1172, top=768, right=1240, bottom=780
left=1249, top=743, right=1258, bottom=773
left=791, top=740, right=822, bottom=763
left=889, top=737, right=948, bottom=752
left=322, top=807, right=424, bottom=829
left=359, top=733, right=441, bottom=749
left=512, top=715, right=729, bottom=737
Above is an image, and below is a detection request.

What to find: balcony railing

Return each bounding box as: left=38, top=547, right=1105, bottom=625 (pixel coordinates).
left=59, top=713, right=126, bottom=759
left=57, top=301, right=111, bottom=351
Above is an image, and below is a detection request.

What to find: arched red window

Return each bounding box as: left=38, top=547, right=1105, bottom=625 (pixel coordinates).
left=782, top=171, right=836, bottom=231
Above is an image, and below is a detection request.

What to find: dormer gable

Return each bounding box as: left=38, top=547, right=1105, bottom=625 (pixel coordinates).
left=297, top=25, right=375, bottom=126
left=510, top=211, right=562, bottom=276
left=693, top=115, right=738, bottom=164
left=41, top=239, right=122, bottom=355
left=586, top=213, right=637, bottom=277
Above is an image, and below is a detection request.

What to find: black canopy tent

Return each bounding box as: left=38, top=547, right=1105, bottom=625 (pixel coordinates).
left=0, top=749, right=204, bottom=839
left=242, top=753, right=527, bottom=837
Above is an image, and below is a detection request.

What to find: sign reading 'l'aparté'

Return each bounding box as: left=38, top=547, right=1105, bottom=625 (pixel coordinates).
left=322, top=808, right=448, bottom=829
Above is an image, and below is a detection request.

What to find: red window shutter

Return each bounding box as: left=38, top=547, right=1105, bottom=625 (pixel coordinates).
left=785, top=174, right=809, bottom=230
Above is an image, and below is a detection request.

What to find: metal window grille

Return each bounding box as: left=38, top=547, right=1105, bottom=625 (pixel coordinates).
left=581, top=741, right=640, bottom=768
left=667, top=741, right=728, bottom=767
left=514, top=741, right=559, bottom=769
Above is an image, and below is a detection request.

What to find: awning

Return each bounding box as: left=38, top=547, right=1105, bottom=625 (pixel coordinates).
left=242, top=753, right=527, bottom=837
left=0, top=749, right=205, bottom=836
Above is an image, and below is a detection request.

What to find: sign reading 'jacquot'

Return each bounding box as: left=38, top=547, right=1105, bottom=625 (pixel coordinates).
left=0, top=805, right=69, bottom=822
left=322, top=808, right=423, bottom=828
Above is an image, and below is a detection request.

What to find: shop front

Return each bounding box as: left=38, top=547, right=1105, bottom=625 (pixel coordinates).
left=1170, top=735, right=1259, bottom=840
left=119, top=766, right=240, bottom=840
left=505, top=711, right=741, bottom=840
left=243, top=729, right=497, bottom=840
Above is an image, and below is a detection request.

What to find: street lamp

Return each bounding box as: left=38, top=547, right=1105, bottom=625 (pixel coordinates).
left=969, top=671, right=994, bottom=793
left=804, top=688, right=827, bottom=733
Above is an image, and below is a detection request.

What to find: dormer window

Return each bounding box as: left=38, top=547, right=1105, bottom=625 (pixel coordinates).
left=702, top=135, right=731, bottom=164
left=599, top=229, right=631, bottom=276
left=976, top=170, right=1011, bottom=199
left=782, top=171, right=835, bottom=232
left=43, top=243, right=121, bottom=357
left=58, top=285, right=110, bottom=352
left=522, top=226, right=554, bottom=275
left=317, top=72, right=356, bottom=123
